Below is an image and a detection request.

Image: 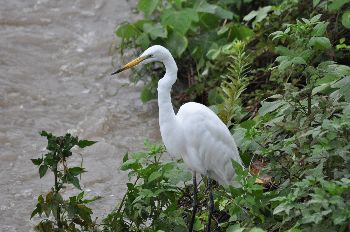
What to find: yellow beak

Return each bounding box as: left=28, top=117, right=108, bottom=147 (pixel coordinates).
left=111, top=56, right=147, bottom=75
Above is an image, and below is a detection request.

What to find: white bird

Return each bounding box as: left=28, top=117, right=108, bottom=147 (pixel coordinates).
left=112, top=45, right=243, bottom=232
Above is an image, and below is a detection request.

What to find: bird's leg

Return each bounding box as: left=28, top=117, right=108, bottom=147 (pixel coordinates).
left=189, top=171, right=197, bottom=232
left=206, top=178, right=214, bottom=232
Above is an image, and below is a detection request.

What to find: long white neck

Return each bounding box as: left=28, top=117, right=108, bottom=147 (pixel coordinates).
left=157, top=56, right=178, bottom=125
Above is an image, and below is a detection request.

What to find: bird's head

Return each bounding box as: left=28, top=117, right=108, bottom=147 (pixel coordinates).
left=111, top=45, right=171, bottom=75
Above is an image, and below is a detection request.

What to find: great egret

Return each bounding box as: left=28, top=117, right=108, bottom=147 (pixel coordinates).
left=112, top=45, right=243, bottom=232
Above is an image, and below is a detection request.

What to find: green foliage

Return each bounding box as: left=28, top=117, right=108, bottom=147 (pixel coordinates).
left=217, top=162, right=276, bottom=230
left=114, top=0, right=253, bottom=104
left=30, top=0, right=350, bottom=231
left=28, top=3, right=350, bottom=230
left=114, top=0, right=350, bottom=104
left=243, top=6, right=273, bottom=28
left=110, top=0, right=350, bottom=231
left=314, top=0, right=350, bottom=31
left=214, top=40, right=251, bottom=127
left=230, top=14, right=350, bottom=231
left=271, top=177, right=350, bottom=229
left=270, top=14, right=331, bottom=74
left=102, top=141, right=192, bottom=232
left=342, top=9, right=350, bottom=29
left=31, top=131, right=98, bottom=232
left=102, top=143, right=274, bottom=232
left=336, top=37, right=350, bottom=50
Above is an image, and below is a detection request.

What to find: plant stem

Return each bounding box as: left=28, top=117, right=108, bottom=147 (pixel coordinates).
left=306, top=75, right=312, bottom=117
left=307, top=90, right=312, bottom=116
left=116, top=176, right=140, bottom=215
left=239, top=0, right=243, bottom=21
left=54, top=159, right=61, bottom=229
left=54, top=144, right=62, bottom=230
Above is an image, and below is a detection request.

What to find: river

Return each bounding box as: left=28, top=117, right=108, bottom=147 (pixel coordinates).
left=0, top=0, right=160, bottom=230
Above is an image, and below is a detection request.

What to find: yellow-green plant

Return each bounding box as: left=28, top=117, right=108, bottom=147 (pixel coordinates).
left=217, top=40, right=251, bottom=127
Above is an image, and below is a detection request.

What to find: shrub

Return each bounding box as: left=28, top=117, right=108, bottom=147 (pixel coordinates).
left=31, top=131, right=99, bottom=231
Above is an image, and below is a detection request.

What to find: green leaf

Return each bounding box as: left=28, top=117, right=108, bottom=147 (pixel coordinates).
left=194, top=0, right=233, bottom=19
left=312, top=22, right=328, bottom=36
left=255, top=6, right=272, bottom=23
left=208, top=88, right=223, bottom=105
left=31, top=158, right=43, bottom=166
left=167, top=31, right=188, bottom=57
left=214, top=7, right=234, bottom=19
left=31, top=207, right=40, bottom=219
left=291, top=57, right=307, bottom=65
left=275, top=46, right=290, bottom=55
left=122, top=152, right=129, bottom=163
left=232, top=127, right=246, bottom=147
left=148, top=171, right=162, bottom=182
left=318, top=61, right=350, bottom=78
left=143, top=23, right=167, bottom=39
left=273, top=203, right=287, bottom=214
left=46, top=191, right=53, bottom=205
left=310, top=14, right=322, bottom=23
left=77, top=191, right=85, bottom=201
left=313, top=0, right=321, bottom=7
left=38, top=194, right=44, bottom=204
left=301, top=212, right=324, bottom=224
left=194, top=0, right=216, bottom=13
left=81, top=196, right=101, bottom=204
left=287, top=229, right=302, bottom=232
left=332, top=76, right=350, bottom=89
left=244, top=9, right=258, bottom=21
left=278, top=60, right=292, bottom=71
left=240, top=120, right=256, bottom=130
left=333, top=209, right=348, bottom=224
left=69, top=167, right=86, bottom=176
left=77, top=204, right=93, bottom=223
left=271, top=30, right=285, bottom=41
left=339, top=81, right=350, bottom=101
left=308, top=37, right=332, bottom=50
left=161, top=8, right=198, bottom=35
left=39, top=165, right=48, bottom=178
left=249, top=228, right=266, bottom=232
left=115, top=23, right=139, bottom=39
left=70, top=176, right=81, bottom=190
left=53, top=192, right=63, bottom=203
left=206, top=48, right=221, bottom=60
left=40, top=130, right=52, bottom=138
left=121, top=159, right=140, bottom=171
left=78, top=140, right=97, bottom=148
left=341, top=9, right=350, bottom=29
left=137, top=0, right=159, bottom=17
left=135, top=32, right=150, bottom=49
left=312, top=83, right=331, bottom=94
left=343, top=104, right=350, bottom=115
left=193, top=217, right=204, bottom=231
left=141, top=86, right=155, bottom=103
left=328, top=0, right=350, bottom=11
left=243, top=6, right=272, bottom=23
left=226, top=224, right=245, bottom=232
left=229, top=24, right=254, bottom=41
left=258, top=100, right=286, bottom=116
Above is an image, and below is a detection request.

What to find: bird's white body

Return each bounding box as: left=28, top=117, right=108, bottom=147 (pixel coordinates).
left=175, top=102, right=242, bottom=185
left=116, top=45, right=243, bottom=186
left=144, top=45, right=243, bottom=185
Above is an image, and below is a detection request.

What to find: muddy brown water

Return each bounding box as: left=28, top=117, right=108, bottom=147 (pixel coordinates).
left=0, top=0, right=161, bottom=230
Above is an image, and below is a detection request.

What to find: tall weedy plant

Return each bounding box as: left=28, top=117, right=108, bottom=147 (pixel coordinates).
left=217, top=40, right=251, bottom=127
left=31, top=131, right=99, bottom=232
